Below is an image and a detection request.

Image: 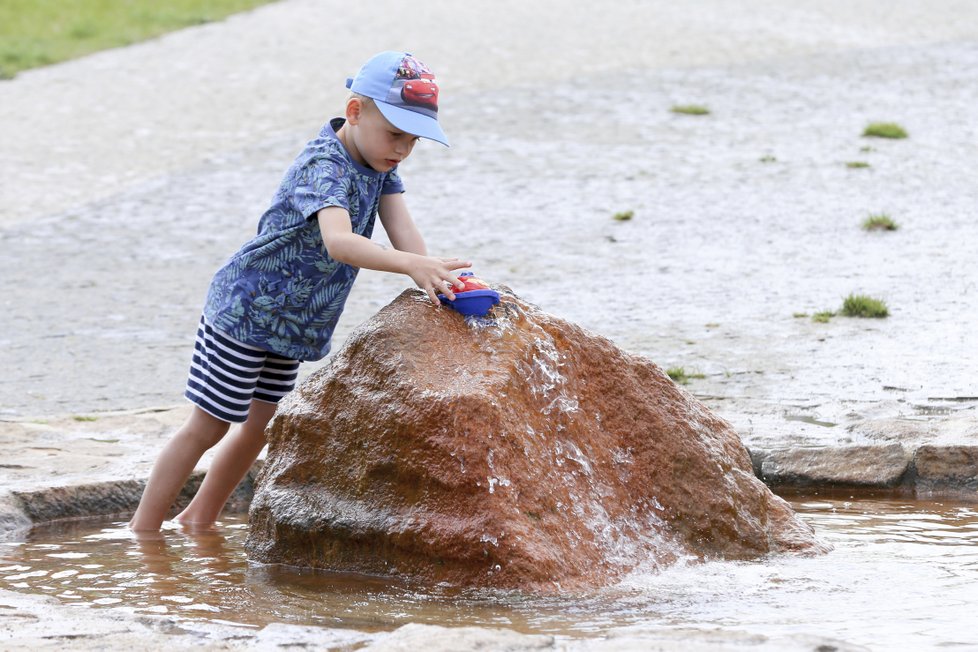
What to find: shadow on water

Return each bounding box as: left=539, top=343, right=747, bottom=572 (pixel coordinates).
left=2, top=495, right=978, bottom=647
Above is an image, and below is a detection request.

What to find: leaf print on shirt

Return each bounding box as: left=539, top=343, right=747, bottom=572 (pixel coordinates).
left=202, top=118, right=405, bottom=361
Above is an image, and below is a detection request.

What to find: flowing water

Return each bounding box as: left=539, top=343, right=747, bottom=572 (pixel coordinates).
left=2, top=495, right=977, bottom=649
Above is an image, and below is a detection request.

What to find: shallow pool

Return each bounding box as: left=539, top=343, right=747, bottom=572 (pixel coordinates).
left=1, top=495, right=977, bottom=648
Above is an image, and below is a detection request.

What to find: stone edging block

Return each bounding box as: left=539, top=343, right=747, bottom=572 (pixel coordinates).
left=0, top=468, right=259, bottom=540
left=752, top=444, right=913, bottom=488
left=750, top=444, right=978, bottom=500
left=913, top=445, right=978, bottom=493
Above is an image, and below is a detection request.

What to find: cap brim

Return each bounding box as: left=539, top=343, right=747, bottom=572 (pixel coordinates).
left=375, top=102, right=450, bottom=147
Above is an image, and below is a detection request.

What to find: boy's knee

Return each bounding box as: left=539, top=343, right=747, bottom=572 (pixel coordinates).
left=186, top=408, right=232, bottom=448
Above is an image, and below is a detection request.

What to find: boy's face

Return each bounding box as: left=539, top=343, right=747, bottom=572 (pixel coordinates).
left=346, top=100, right=418, bottom=172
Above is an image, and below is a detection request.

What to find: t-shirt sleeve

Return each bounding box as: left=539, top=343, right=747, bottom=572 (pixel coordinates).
left=291, top=156, right=353, bottom=219
left=382, top=167, right=405, bottom=195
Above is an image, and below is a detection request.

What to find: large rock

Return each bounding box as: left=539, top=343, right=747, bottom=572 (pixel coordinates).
left=245, top=289, right=825, bottom=590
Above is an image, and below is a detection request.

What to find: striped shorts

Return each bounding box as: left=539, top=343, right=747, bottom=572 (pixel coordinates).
left=185, top=316, right=300, bottom=423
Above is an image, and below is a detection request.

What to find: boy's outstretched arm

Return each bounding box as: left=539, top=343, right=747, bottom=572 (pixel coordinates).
left=317, top=206, right=470, bottom=305
left=378, top=192, right=427, bottom=256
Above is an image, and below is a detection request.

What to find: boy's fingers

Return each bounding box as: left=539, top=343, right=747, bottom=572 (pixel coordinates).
left=442, top=275, right=462, bottom=289
left=440, top=279, right=457, bottom=300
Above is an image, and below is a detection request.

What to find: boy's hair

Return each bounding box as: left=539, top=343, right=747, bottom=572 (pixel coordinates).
left=349, top=92, right=374, bottom=109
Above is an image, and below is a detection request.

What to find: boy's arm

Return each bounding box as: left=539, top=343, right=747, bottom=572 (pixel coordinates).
left=378, top=192, right=426, bottom=256
left=317, top=206, right=469, bottom=304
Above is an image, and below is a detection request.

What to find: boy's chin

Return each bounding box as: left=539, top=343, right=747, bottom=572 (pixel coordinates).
left=364, top=158, right=396, bottom=172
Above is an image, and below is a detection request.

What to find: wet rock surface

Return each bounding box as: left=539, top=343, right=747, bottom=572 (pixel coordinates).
left=757, top=444, right=914, bottom=488
left=246, top=290, right=823, bottom=589
left=913, top=446, right=978, bottom=495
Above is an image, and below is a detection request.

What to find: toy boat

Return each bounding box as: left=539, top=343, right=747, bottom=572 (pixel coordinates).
left=438, top=272, right=500, bottom=316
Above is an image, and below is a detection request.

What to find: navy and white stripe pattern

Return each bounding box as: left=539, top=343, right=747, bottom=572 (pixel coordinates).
left=185, top=316, right=300, bottom=423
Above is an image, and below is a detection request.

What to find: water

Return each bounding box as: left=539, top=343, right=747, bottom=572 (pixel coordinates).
left=2, top=495, right=977, bottom=648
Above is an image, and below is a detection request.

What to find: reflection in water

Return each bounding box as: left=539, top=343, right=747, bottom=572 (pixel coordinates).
left=2, top=497, right=978, bottom=648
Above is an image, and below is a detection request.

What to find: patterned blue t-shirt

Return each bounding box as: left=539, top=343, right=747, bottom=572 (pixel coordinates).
left=204, top=118, right=404, bottom=361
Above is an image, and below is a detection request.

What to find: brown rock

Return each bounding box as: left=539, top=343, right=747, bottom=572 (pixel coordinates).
left=246, top=289, right=825, bottom=590
left=913, top=446, right=978, bottom=495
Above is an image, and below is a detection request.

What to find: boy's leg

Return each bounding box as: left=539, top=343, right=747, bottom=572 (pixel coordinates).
left=174, top=398, right=278, bottom=525
left=129, top=406, right=230, bottom=531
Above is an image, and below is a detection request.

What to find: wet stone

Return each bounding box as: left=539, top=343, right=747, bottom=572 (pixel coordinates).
left=913, top=446, right=978, bottom=494
left=246, top=289, right=826, bottom=591
left=758, top=444, right=912, bottom=488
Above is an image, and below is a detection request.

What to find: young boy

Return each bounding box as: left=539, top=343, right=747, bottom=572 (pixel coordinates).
left=130, top=51, right=469, bottom=532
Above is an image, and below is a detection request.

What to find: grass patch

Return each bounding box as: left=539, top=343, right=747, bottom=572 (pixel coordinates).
left=666, top=367, right=706, bottom=385
left=862, top=213, right=899, bottom=231
left=671, top=104, right=710, bottom=116
left=846, top=161, right=871, bottom=169
left=812, top=311, right=835, bottom=323
left=759, top=155, right=777, bottom=163
left=792, top=312, right=809, bottom=319
left=612, top=210, right=634, bottom=222
left=863, top=122, right=908, bottom=139
left=0, top=0, right=277, bottom=79
left=72, top=415, right=98, bottom=422
left=841, top=294, right=889, bottom=318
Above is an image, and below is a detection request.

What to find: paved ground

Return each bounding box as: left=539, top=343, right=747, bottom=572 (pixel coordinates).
left=1, top=0, right=977, bottom=649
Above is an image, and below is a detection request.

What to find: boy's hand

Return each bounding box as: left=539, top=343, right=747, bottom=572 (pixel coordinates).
left=406, top=256, right=472, bottom=304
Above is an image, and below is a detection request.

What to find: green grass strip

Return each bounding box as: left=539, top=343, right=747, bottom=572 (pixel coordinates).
left=0, top=0, right=278, bottom=79
left=862, top=213, right=899, bottom=231
left=841, top=294, right=889, bottom=318
left=671, top=104, right=710, bottom=116
left=666, top=367, right=705, bottom=385
left=862, top=122, right=908, bottom=139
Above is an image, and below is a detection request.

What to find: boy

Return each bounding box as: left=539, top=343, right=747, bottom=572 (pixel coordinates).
left=130, top=51, right=469, bottom=531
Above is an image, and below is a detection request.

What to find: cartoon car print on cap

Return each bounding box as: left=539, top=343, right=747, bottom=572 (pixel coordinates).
left=395, top=55, right=434, bottom=81
left=401, top=79, right=439, bottom=110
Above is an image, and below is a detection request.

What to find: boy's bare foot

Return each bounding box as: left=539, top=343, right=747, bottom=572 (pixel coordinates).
left=127, top=522, right=166, bottom=540
left=173, top=509, right=217, bottom=528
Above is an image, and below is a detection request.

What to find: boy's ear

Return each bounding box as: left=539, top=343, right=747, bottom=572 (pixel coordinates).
left=345, top=97, right=363, bottom=125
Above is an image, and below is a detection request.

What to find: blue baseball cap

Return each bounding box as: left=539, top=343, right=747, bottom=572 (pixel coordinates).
left=346, top=51, right=449, bottom=147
